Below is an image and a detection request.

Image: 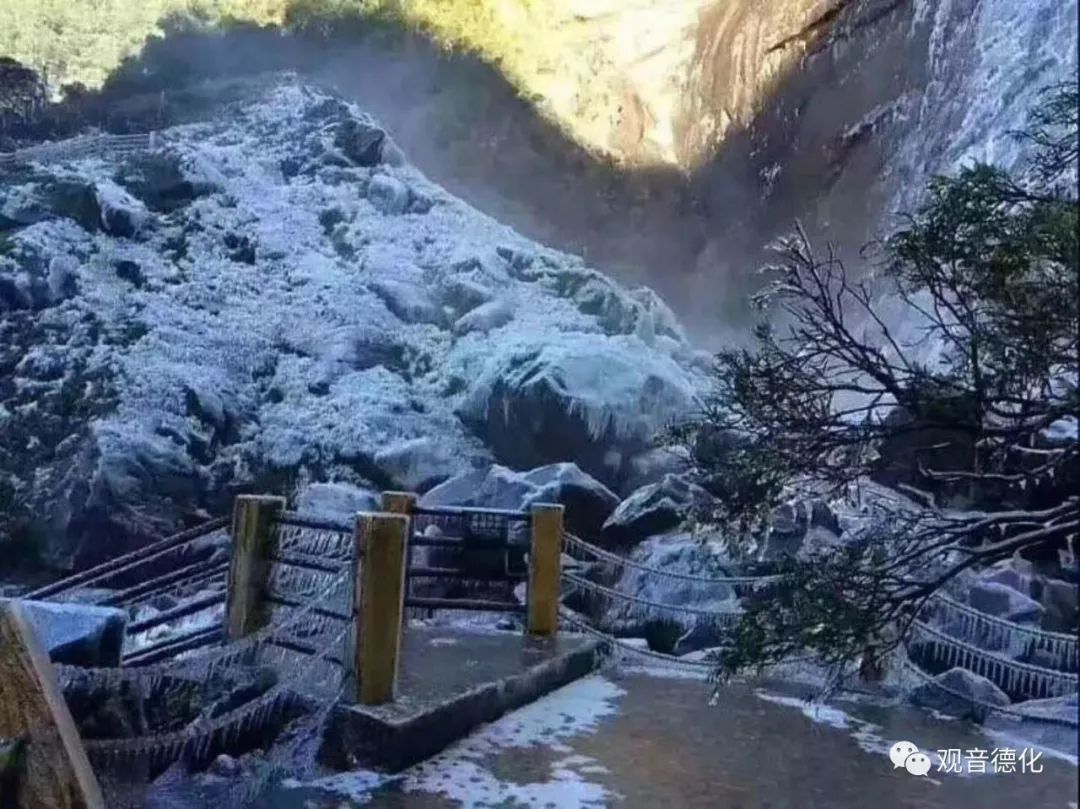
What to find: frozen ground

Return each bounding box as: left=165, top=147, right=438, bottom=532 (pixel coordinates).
left=270, top=668, right=1078, bottom=809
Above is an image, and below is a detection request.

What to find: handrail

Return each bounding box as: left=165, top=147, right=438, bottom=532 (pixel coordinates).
left=274, top=512, right=352, bottom=535
left=26, top=516, right=229, bottom=600
left=412, top=504, right=531, bottom=522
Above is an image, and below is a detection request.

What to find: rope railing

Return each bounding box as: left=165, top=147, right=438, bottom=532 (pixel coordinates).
left=102, top=559, right=229, bottom=608
left=900, top=658, right=1079, bottom=728
left=909, top=619, right=1078, bottom=699
left=57, top=568, right=351, bottom=692
left=563, top=572, right=743, bottom=621
left=84, top=622, right=347, bottom=772
left=929, top=592, right=1079, bottom=660
left=563, top=533, right=783, bottom=587
left=26, top=516, right=229, bottom=600
left=558, top=609, right=717, bottom=671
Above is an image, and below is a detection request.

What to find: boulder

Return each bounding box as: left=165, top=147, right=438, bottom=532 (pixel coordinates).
left=95, top=181, right=148, bottom=238
left=1006, top=693, right=1078, bottom=725
left=453, top=299, right=513, bottom=335
left=620, top=446, right=690, bottom=495
left=373, top=437, right=463, bottom=492
left=420, top=463, right=618, bottom=539
left=420, top=465, right=535, bottom=511
left=31, top=425, right=206, bottom=570
left=8, top=598, right=126, bottom=667
left=457, top=334, right=698, bottom=489
left=367, top=174, right=409, bottom=215
left=759, top=498, right=842, bottom=561
left=520, top=463, right=620, bottom=539
left=369, top=279, right=443, bottom=326
left=334, top=118, right=386, bottom=167
left=968, top=581, right=1045, bottom=625
left=1040, top=578, right=1078, bottom=633
left=978, top=557, right=1040, bottom=601
left=114, top=153, right=212, bottom=213
left=295, top=482, right=379, bottom=524
left=602, top=534, right=739, bottom=654
left=909, top=667, right=1011, bottom=723
left=601, top=474, right=712, bottom=548
left=44, top=179, right=102, bottom=231
left=440, top=277, right=494, bottom=315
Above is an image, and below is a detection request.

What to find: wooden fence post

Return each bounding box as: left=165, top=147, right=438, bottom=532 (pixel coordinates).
left=225, top=494, right=285, bottom=641
left=528, top=503, right=564, bottom=637
left=381, top=491, right=417, bottom=516
left=353, top=512, right=410, bottom=705
left=0, top=601, right=105, bottom=809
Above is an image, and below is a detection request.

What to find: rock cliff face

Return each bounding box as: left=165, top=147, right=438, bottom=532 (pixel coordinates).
left=307, top=0, right=1077, bottom=337
left=0, top=77, right=707, bottom=570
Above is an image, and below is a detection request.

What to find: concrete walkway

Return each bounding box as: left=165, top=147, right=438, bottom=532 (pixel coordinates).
left=273, top=670, right=1078, bottom=808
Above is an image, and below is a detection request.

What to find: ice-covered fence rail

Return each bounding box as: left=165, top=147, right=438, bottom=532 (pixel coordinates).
left=908, top=619, right=1079, bottom=700
left=56, top=569, right=350, bottom=696
left=564, top=533, right=783, bottom=589
left=927, top=592, right=1078, bottom=671
left=558, top=608, right=715, bottom=671
left=274, top=513, right=354, bottom=561
left=0, top=131, right=161, bottom=168
left=84, top=623, right=348, bottom=773
left=122, top=625, right=223, bottom=666
left=563, top=572, right=744, bottom=621
left=102, top=558, right=229, bottom=608
left=901, top=658, right=1079, bottom=729
left=26, top=516, right=229, bottom=600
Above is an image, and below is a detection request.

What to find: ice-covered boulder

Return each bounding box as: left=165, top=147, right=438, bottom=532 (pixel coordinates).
left=620, top=446, right=691, bottom=496
left=420, top=462, right=618, bottom=539
left=458, top=334, right=698, bottom=489
left=369, top=278, right=444, bottom=325
left=909, top=667, right=1011, bottom=723
left=94, top=180, right=149, bottom=238
left=7, top=598, right=127, bottom=667
left=373, top=437, right=462, bottom=492
left=367, top=173, right=409, bottom=215
left=759, top=498, right=841, bottom=561
left=295, top=482, right=379, bottom=524
left=334, top=117, right=386, bottom=167
left=0, top=77, right=704, bottom=570
left=1040, top=578, right=1078, bottom=633
left=453, top=298, right=513, bottom=335
left=600, top=534, right=739, bottom=654
left=601, top=474, right=712, bottom=548
left=30, top=424, right=208, bottom=569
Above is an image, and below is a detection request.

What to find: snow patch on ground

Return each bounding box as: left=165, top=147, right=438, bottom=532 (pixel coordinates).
left=308, top=675, right=626, bottom=807
left=755, top=691, right=896, bottom=763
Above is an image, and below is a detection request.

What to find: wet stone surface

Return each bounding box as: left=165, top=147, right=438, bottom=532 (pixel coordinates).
left=276, top=671, right=1078, bottom=809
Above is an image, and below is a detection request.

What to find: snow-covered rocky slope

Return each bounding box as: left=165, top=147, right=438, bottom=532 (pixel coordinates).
left=0, top=76, right=709, bottom=569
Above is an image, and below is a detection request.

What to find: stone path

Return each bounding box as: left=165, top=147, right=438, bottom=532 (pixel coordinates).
left=271, top=670, right=1078, bottom=809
